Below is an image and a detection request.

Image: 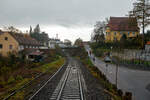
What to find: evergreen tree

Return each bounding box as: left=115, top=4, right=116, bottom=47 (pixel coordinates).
left=34, top=24, right=40, bottom=33
left=120, top=34, right=127, bottom=48
left=29, top=26, right=32, bottom=35
left=74, top=38, right=83, bottom=46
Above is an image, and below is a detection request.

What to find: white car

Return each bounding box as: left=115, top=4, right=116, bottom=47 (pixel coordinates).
left=104, top=56, right=111, bottom=63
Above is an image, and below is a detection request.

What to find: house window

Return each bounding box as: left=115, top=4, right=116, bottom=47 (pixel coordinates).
left=19, top=45, right=24, bottom=50
left=9, top=45, right=13, bottom=49
left=114, top=37, right=117, bottom=41
left=5, top=37, right=8, bottom=40
left=133, top=32, right=135, bottom=35
left=0, top=44, right=3, bottom=49
left=128, top=32, right=130, bottom=35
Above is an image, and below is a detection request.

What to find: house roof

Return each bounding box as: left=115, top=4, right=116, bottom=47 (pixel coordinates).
left=21, top=48, right=38, bottom=54
left=9, top=32, right=42, bottom=46
left=29, top=51, right=43, bottom=56
left=107, top=17, right=139, bottom=31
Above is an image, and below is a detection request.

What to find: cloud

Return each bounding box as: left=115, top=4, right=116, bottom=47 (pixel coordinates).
left=0, top=0, right=136, bottom=41
left=0, top=0, right=135, bottom=27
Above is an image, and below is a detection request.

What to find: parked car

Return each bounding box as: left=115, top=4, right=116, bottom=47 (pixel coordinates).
left=33, top=56, right=43, bottom=62
left=104, top=56, right=111, bottom=63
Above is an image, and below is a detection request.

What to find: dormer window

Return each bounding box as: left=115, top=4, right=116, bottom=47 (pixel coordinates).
left=5, top=37, right=8, bottom=40
left=128, top=32, right=130, bottom=35
left=9, top=45, right=13, bottom=49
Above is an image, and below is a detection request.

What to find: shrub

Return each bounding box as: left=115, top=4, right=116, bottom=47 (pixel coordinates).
left=123, top=92, right=132, bottom=100
left=0, top=66, right=11, bottom=75
left=112, top=84, right=117, bottom=92
left=10, top=91, right=24, bottom=100
left=16, top=75, right=23, bottom=81
left=7, top=76, right=15, bottom=84
left=0, top=78, right=6, bottom=87
left=117, top=89, right=123, bottom=97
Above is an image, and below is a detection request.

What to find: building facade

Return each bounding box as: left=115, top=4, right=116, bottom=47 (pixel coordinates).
left=105, top=17, right=139, bottom=42
left=0, top=32, right=42, bottom=56
left=48, top=38, right=67, bottom=48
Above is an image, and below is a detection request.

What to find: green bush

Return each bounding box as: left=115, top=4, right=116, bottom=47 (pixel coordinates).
left=16, top=75, right=23, bottom=81
left=0, top=78, right=6, bottom=87
left=86, top=58, right=93, bottom=67
left=7, top=76, right=15, bottom=84
left=117, top=89, right=123, bottom=97
left=0, top=66, right=11, bottom=75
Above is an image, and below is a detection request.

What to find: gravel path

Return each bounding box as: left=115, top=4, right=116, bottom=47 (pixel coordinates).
left=76, top=59, right=111, bottom=100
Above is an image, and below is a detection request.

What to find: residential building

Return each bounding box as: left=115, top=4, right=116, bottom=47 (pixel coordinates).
left=105, top=17, right=139, bottom=42
left=64, top=39, right=72, bottom=47
left=48, top=38, right=68, bottom=48
left=0, top=31, right=42, bottom=56
left=48, top=38, right=60, bottom=49
left=30, top=32, right=49, bottom=47
left=29, top=25, right=49, bottom=47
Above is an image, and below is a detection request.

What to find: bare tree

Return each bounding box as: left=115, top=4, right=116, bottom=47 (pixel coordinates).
left=29, top=26, right=32, bottom=35
left=3, top=26, right=21, bottom=33
left=34, top=24, right=40, bottom=33
left=91, top=21, right=107, bottom=43
left=129, top=0, right=150, bottom=34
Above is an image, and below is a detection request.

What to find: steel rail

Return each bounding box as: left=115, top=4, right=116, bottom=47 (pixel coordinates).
left=78, top=68, right=84, bottom=100
left=56, top=65, right=71, bottom=100
left=28, top=63, right=66, bottom=100
left=56, top=63, right=84, bottom=100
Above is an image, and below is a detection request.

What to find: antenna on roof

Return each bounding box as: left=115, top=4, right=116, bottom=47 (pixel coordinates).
left=56, top=34, right=58, bottom=39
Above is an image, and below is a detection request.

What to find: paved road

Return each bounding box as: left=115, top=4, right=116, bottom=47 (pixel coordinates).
left=85, top=45, right=150, bottom=100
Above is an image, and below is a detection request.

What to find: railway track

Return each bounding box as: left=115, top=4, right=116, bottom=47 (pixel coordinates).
left=29, top=58, right=85, bottom=100
left=50, top=62, right=84, bottom=100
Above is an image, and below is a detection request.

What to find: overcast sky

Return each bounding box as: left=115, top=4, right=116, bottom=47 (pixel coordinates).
left=0, top=0, right=135, bottom=42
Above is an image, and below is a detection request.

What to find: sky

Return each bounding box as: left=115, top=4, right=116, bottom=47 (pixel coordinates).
left=0, top=0, right=136, bottom=42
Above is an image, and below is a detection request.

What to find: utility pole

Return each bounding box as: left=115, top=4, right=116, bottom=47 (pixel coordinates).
left=106, top=63, right=108, bottom=76
left=115, top=48, right=120, bottom=89
left=116, top=64, right=118, bottom=88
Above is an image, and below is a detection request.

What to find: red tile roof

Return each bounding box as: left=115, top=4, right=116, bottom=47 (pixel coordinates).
left=146, top=41, right=150, bottom=45
left=108, top=17, right=139, bottom=31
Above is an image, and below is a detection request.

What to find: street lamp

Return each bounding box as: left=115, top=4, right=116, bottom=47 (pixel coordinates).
left=110, top=46, right=113, bottom=57
left=116, top=63, right=118, bottom=89
left=110, top=46, right=118, bottom=88
left=115, top=47, right=120, bottom=89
